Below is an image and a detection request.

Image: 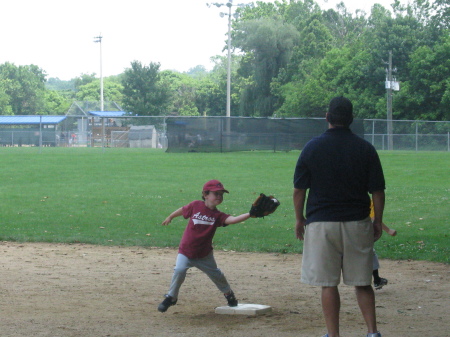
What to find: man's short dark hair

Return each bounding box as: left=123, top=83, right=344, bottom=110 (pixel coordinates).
left=327, top=96, right=353, bottom=127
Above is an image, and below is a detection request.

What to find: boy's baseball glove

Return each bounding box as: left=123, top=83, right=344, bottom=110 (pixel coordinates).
left=249, top=193, right=280, bottom=218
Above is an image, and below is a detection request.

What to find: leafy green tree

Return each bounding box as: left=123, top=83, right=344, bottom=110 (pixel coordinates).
left=363, top=1, right=438, bottom=87
left=73, top=73, right=97, bottom=91
left=321, top=3, right=368, bottom=45
left=75, top=80, right=123, bottom=105
left=280, top=11, right=334, bottom=87
left=195, top=75, right=224, bottom=116
left=237, top=0, right=286, bottom=22
left=46, top=78, right=75, bottom=91
left=158, top=57, right=241, bottom=117
left=44, top=91, right=70, bottom=115
left=233, top=18, right=300, bottom=116
left=39, top=90, right=71, bottom=115
left=205, top=55, right=242, bottom=116
left=436, top=0, right=450, bottom=27
left=298, top=15, right=333, bottom=61
left=277, top=40, right=387, bottom=119
left=185, top=65, right=209, bottom=79
left=0, top=80, right=13, bottom=115
left=281, top=0, right=324, bottom=46
left=160, top=70, right=200, bottom=116
left=0, top=62, right=47, bottom=115
left=121, top=61, right=171, bottom=116
left=357, top=0, right=449, bottom=120
left=276, top=47, right=349, bottom=117
left=276, top=0, right=449, bottom=121
left=394, top=35, right=450, bottom=121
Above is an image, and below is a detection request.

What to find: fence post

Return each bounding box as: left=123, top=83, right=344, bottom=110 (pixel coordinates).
left=220, top=118, right=223, bottom=153
left=273, top=134, right=277, bottom=153
left=415, top=122, right=418, bottom=152
left=372, top=120, right=375, bottom=145
left=102, top=117, right=105, bottom=153
left=39, top=115, right=43, bottom=153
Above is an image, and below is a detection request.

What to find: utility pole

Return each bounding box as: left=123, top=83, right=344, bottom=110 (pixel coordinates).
left=385, top=51, right=400, bottom=150
left=387, top=51, right=393, bottom=150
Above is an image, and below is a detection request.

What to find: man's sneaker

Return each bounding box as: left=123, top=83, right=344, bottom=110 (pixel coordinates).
left=374, top=278, right=388, bottom=290
left=224, top=291, right=238, bottom=307
left=157, top=294, right=177, bottom=313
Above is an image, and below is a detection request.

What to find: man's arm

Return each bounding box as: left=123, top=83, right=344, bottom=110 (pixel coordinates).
left=293, top=188, right=307, bottom=240
left=371, top=190, right=385, bottom=241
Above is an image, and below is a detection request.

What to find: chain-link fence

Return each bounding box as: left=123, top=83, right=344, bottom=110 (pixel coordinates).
left=0, top=115, right=449, bottom=151
left=164, top=117, right=363, bottom=152
left=363, top=119, right=450, bottom=151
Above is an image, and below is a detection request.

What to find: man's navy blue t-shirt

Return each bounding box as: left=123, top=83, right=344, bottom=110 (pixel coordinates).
left=293, top=127, right=385, bottom=224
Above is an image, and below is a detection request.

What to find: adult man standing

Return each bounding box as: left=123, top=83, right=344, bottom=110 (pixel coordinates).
left=293, top=96, right=385, bottom=337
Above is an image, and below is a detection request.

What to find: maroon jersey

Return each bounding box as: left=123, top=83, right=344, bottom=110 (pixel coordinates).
left=179, top=200, right=230, bottom=259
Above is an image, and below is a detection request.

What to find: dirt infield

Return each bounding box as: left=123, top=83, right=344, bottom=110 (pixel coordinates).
left=1, top=242, right=448, bottom=337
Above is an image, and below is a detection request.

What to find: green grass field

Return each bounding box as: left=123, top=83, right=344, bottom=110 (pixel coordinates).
left=0, top=147, right=448, bottom=264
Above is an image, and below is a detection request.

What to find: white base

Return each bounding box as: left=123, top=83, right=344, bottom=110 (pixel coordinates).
left=215, top=303, right=272, bottom=316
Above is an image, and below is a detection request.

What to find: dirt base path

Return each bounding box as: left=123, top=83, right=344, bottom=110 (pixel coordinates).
left=0, top=242, right=448, bottom=337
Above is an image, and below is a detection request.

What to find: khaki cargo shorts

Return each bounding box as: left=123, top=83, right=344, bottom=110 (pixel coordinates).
left=300, top=218, right=374, bottom=287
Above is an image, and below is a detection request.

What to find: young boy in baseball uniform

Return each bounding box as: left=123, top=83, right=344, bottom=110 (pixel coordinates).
left=158, top=179, right=251, bottom=313
left=370, top=200, right=397, bottom=289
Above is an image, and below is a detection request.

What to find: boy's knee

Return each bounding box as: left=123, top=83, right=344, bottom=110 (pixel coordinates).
left=173, top=267, right=189, bottom=275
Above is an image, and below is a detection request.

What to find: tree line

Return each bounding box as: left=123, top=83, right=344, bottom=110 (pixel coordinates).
left=1, top=0, right=449, bottom=121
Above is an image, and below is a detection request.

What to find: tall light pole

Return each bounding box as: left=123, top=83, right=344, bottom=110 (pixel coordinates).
left=225, top=2, right=232, bottom=118
left=207, top=1, right=247, bottom=118
left=94, top=34, right=104, bottom=112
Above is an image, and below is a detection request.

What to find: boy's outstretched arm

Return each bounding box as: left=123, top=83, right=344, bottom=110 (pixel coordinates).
left=225, top=213, right=251, bottom=225
left=162, top=207, right=183, bottom=226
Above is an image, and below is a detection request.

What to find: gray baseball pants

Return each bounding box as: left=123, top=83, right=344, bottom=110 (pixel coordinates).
left=373, top=249, right=380, bottom=270
left=167, top=252, right=232, bottom=300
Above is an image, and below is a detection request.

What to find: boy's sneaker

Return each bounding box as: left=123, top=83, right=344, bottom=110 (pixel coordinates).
left=157, top=294, right=177, bottom=313
left=374, top=278, right=388, bottom=290
left=224, top=291, right=238, bottom=307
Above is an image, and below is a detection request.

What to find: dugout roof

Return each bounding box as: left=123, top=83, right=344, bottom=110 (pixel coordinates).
left=0, top=116, right=67, bottom=125
left=89, top=111, right=127, bottom=117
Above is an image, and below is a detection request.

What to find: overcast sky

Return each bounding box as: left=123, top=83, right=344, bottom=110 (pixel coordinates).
left=0, top=0, right=407, bottom=80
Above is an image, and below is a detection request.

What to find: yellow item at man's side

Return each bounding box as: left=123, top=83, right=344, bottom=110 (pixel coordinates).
left=370, top=200, right=375, bottom=218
